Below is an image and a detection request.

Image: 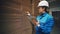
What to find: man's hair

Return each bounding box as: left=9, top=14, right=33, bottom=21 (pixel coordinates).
left=42, top=6, right=49, bottom=13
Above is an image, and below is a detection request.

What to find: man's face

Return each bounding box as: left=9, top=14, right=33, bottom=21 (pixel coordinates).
left=38, top=7, right=45, bottom=13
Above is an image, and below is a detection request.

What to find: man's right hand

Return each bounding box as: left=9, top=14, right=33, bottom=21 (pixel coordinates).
left=32, top=19, right=37, bottom=25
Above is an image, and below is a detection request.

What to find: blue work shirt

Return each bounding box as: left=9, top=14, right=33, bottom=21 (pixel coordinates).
left=35, top=12, right=54, bottom=34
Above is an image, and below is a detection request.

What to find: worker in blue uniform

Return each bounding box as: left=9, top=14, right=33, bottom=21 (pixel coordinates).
left=35, top=0, right=54, bottom=34
left=35, top=12, right=54, bottom=34
left=26, top=0, right=54, bottom=34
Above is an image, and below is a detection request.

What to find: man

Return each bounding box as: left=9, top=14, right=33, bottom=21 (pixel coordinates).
left=26, top=0, right=54, bottom=34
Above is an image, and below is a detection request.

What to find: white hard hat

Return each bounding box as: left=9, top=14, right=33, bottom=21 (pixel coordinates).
left=38, top=0, right=49, bottom=7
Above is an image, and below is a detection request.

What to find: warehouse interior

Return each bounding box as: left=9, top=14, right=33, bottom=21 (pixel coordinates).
left=0, top=0, right=60, bottom=34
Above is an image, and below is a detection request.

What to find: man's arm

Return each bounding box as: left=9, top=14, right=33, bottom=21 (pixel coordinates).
left=26, top=11, right=39, bottom=26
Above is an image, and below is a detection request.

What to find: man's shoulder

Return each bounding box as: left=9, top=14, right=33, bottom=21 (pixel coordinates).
left=46, top=14, right=53, bottom=19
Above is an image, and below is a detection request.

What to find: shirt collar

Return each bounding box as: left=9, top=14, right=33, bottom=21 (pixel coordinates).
left=40, top=12, right=47, bottom=17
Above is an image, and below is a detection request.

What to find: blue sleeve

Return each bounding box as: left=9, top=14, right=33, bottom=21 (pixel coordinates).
left=44, top=17, right=54, bottom=33
left=40, top=17, right=54, bottom=33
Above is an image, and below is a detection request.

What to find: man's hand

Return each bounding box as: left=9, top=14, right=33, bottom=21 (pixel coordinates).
left=25, top=11, right=31, bottom=16
left=32, top=19, right=39, bottom=26
left=32, top=19, right=36, bottom=24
